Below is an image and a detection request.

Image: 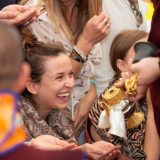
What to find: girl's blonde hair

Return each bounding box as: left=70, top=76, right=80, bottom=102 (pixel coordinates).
left=19, top=0, right=102, bottom=42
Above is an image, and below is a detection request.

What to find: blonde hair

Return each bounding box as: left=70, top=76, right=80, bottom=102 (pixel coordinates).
left=20, top=0, right=102, bottom=42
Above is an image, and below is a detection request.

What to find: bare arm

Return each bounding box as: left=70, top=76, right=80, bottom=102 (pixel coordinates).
left=71, top=12, right=111, bottom=78
left=144, top=90, right=160, bottom=160
left=74, top=82, right=97, bottom=135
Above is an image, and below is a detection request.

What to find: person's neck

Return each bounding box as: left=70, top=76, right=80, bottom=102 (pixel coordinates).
left=62, top=0, right=76, bottom=17
left=34, top=97, right=51, bottom=119
left=37, top=107, right=51, bottom=120
left=62, top=0, right=77, bottom=29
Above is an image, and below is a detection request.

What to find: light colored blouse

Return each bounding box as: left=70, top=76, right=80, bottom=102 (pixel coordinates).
left=24, top=0, right=102, bottom=118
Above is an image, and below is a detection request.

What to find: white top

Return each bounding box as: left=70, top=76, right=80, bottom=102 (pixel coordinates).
left=24, top=0, right=102, bottom=115
left=94, top=0, right=148, bottom=96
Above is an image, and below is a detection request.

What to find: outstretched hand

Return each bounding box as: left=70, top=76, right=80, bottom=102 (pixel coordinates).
left=30, top=135, right=77, bottom=151
left=77, top=141, right=121, bottom=160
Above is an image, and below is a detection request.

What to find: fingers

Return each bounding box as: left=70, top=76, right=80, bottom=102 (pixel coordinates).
left=0, top=11, right=17, bottom=19
left=98, top=13, right=111, bottom=28
left=94, top=12, right=107, bottom=23
left=15, top=5, right=31, bottom=12
left=102, top=145, right=121, bottom=160
left=63, top=143, right=77, bottom=150
left=114, top=77, right=125, bottom=88
left=134, top=85, right=148, bottom=100
left=130, top=62, right=140, bottom=75
left=79, top=142, right=121, bottom=160
left=8, top=9, right=37, bottom=25
left=54, top=138, right=70, bottom=146
left=16, top=9, right=37, bottom=24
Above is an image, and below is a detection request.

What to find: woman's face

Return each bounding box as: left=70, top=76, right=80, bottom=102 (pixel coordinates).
left=117, top=37, right=148, bottom=72
left=34, top=54, right=74, bottom=110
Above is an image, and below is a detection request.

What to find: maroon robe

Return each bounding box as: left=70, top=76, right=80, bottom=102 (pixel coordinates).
left=1, top=144, right=87, bottom=160
left=148, top=0, right=160, bottom=137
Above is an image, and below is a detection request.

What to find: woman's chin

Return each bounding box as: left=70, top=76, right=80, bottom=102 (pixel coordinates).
left=56, top=102, right=68, bottom=110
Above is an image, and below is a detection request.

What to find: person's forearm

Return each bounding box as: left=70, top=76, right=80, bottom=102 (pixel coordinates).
left=70, top=38, right=94, bottom=79
left=144, top=91, right=160, bottom=160
left=85, top=83, right=97, bottom=106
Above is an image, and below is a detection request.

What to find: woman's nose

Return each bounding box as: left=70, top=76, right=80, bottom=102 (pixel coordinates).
left=65, top=77, right=75, bottom=88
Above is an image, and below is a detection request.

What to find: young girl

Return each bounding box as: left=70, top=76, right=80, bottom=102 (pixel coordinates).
left=19, top=39, right=121, bottom=160
left=88, top=30, right=149, bottom=159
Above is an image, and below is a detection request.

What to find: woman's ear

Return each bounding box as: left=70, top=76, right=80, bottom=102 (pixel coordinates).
left=26, top=81, right=39, bottom=95
left=12, top=62, right=30, bottom=93
left=116, top=59, right=127, bottom=72
left=26, top=78, right=39, bottom=95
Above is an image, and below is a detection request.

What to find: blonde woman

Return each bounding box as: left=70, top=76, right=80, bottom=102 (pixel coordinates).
left=20, top=0, right=111, bottom=141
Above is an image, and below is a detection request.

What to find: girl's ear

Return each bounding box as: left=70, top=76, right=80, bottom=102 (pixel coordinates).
left=116, top=59, right=127, bottom=72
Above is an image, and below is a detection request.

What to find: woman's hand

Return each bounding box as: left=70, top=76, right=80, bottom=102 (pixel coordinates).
left=30, top=135, right=77, bottom=151
left=76, top=12, right=111, bottom=55
left=78, top=141, right=121, bottom=160
left=74, top=83, right=97, bottom=136
left=0, top=5, right=39, bottom=26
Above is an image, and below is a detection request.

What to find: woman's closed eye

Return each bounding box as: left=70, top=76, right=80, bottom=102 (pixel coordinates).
left=56, top=75, right=64, bottom=80
left=69, top=71, right=74, bottom=78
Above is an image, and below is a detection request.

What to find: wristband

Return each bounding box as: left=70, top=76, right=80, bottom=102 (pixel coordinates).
left=90, top=79, right=96, bottom=88
left=73, top=45, right=88, bottom=61
left=71, top=50, right=85, bottom=64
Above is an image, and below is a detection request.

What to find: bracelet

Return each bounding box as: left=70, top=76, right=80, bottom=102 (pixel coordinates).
left=73, top=45, right=88, bottom=61
left=90, top=79, right=96, bottom=88
left=71, top=50, right=85, bottom=64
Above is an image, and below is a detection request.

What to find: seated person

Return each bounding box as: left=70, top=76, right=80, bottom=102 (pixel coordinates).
left=0, top=21, right=86, bottom=160
left=88, top=30, right=149, bottom=159
left=19, top=34, right=121, bottom=160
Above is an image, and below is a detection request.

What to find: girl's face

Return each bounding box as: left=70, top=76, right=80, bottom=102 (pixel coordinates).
left=33, top=54, right=74, bottom=110
left=117, top=37, right=148, bottom=72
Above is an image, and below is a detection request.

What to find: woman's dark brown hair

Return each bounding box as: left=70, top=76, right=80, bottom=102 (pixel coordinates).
left=21, top=28, right=65, bottom=98
left=109, top=30, right=148, bottom=77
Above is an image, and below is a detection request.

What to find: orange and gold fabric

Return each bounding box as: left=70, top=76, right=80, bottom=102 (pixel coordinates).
left=0, top=91, right=26, bottom=156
